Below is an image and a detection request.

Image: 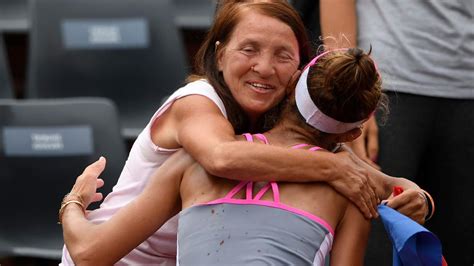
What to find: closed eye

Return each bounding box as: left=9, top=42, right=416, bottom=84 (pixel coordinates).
left=240, top=46, right=258, bottom=56
left=277, top=52, right=295, bottom=63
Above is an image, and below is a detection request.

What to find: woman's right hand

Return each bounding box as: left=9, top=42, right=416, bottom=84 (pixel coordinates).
left=329, top=149, right=379, bottom=219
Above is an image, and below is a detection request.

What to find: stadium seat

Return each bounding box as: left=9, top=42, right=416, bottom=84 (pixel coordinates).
left=0, top=34, right=13, bottom=98
left=0, top=0, right=29, bottom=32
left=26, top=0, right=188, bottom=139
left=0, top=98, right=127, bottom=259
left=173, top=0, right=215, bottom=29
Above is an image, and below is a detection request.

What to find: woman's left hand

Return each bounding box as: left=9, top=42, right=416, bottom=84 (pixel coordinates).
left=69, top=157, right=106, bottom=210
left=383, top=188, right=428, bottom=224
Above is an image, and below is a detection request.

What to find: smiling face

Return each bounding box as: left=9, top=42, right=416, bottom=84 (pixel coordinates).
left=217, top=9, right=300, bottom=122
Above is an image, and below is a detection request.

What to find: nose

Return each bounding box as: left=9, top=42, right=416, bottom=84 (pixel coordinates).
left=252, top=53, right=276, bottom=78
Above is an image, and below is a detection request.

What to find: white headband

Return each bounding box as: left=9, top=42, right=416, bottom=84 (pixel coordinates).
left=295, top=49, right=368, bottom=134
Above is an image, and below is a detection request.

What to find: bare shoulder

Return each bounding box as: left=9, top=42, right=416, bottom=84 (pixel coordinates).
left=151, top=93, right=226, bottom=148
left=171, top=94, right=224, bottom=119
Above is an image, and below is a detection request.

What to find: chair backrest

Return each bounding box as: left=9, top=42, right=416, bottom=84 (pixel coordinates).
left=0, top=34, right=13, bottom=98
left=26, top=0, right=188, bottom=138
left=0, top=0, right=29, bottom=32
left=173, top=0, right=215, bottom=29
left=0, top=98, right=127, bottom=259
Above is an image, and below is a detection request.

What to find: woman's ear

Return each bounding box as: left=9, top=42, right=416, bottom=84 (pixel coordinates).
left=336, top=128, right=362, bottom=143
left=287, top=69, right=301, bottom=95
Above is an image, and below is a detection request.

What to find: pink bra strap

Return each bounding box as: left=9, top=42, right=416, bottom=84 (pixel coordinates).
left=243, top=133, right=253, bottom=142
left=246, top=181, right=253, bottom=200
left=309, top=146, right=322, bottom=151
left=252, top=182, right=280, bottom=203
left=224, top=133, right=280, bottom=201
left=253, top=183, right=272, bottom=200
left=224, top=181, right=248, bottom=199
left=291, top=143, right=310, bottom=149
left=271, top=182, right=280, bottom=203
left=254, top=133, right=269, bottom=144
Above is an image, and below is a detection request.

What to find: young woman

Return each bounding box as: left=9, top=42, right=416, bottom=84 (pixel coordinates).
left=61, top=48, right=427, bottom=265
left=61, top=2, right=430, bottom=265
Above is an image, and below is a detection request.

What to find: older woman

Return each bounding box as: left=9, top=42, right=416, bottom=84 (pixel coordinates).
left=61, top=1, right=429, bottom=265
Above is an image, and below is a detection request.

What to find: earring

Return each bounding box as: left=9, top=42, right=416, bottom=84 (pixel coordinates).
left=251, top=66, right=255, bottom=72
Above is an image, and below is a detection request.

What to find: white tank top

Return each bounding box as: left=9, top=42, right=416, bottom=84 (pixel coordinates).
left=61, top=80, right=227, bottom=265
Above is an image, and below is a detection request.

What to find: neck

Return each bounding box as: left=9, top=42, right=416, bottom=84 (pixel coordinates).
left=263, top=117, right=337, bottom=150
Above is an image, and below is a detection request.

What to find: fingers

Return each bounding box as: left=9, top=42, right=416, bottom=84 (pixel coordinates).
left=349, top=187, right=372, bottom=219
left=331, top=151, right=379, bottom=219
left=386, top=190, right=427, bottom=224
left=71, top=157, right=107, bottom=208
left=385, top=192, right=410, bottom=210
left=83, top=156, right=107, bottom=177
left=353, top=173, right=378, bottom=219
left=96, top=178, right=105, bottom=189
left=351, top=156, right=379, bottom=218
left=92, top=192, right=104, bottom=203
left=391, top=203, right=425, bottom=224
left=366, top=175, right=380, bottom=215
left=356, top=195, right=373, bottom=220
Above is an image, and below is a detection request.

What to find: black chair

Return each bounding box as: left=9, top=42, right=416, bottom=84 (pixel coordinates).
left=0, top=34, right=13, bottom=98
left=0, top=98, right=127, bottom=260
left=0, top=0, right=29, bottom=32
left=26, top=0, right=188, bottom=139
left=173, top=0, right=215, bottom=29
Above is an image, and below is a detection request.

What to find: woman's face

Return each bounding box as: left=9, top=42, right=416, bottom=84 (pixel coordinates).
left=217, top=10, right=300, bottom=120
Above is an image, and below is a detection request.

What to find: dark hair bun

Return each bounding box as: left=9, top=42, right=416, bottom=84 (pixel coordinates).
left=348, top=47, right=364, bottom=62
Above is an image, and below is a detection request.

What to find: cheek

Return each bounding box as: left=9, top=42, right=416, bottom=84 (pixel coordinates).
left=227, top=51, right=254, bottom=72
left=277, top=65, right=298, bottom=85
left=274, top=89, right=287, bottom=104
left=223, top=58, right=249, bottom=83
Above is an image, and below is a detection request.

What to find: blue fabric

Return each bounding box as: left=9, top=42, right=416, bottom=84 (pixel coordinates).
left=378, top=205, right=443, bottom=266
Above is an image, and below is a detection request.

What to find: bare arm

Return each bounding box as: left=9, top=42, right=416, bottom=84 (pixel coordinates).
left=321, top=0, right=381, bottom=169
left=330, top=203, right=370, bottom=266
left=165, top=95, right=378, bottom=218
left=62, top=151, right=193, bottom=265
left=320, top=0, right=357, bottom=48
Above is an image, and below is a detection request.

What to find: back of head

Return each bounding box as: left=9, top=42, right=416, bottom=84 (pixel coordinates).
left=292, top=47, right=388, bottom=135
left=309, top=48, right=385, bottom=123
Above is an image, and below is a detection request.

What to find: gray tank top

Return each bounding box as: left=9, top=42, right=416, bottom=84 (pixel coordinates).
left=177, top=134, right=334, bottom=265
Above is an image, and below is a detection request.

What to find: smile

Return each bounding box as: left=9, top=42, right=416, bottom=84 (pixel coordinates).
left=248, top=82, right=274, bottom=93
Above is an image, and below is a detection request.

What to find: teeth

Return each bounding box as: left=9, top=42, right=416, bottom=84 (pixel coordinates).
left=250, top=82, right=272, bottom=89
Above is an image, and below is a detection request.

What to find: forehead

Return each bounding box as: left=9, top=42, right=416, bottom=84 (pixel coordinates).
left=229, top=9, right=297, bottom=47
